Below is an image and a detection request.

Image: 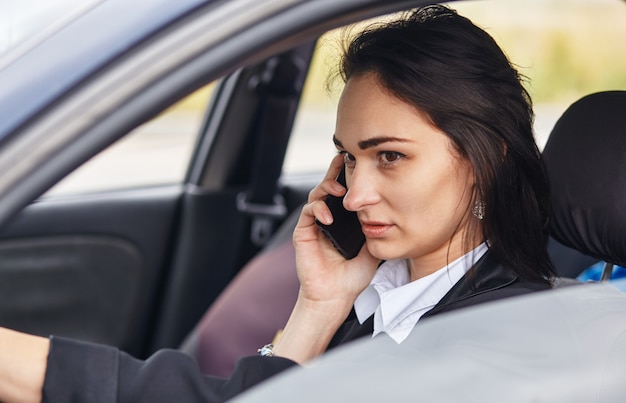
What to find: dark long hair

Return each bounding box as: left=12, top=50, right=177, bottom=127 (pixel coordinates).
left=339, top=5, right=554, bottom=283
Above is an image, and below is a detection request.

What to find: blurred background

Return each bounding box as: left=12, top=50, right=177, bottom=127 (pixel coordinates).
left=2, top=0, right=625, bottom=196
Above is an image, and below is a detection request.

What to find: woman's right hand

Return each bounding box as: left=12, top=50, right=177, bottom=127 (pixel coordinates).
left=272, top=155, right=379, bottom=364
left=292, top=153, right=379, bottom=310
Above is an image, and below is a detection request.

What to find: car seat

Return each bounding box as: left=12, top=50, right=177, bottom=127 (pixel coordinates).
left=542, top=91, right=626, bottom=280
left=180, top=207, right=300, bottom=377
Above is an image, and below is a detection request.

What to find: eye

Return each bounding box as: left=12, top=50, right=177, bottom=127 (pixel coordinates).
left=378, top=151, right=405, bottom=165
left=342, top=151, right=356, bottom=166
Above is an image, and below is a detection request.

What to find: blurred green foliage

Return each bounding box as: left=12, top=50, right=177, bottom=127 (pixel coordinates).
left=300, top=0, right=626, bottom=109
left=174, top=0, right=626, bottom=115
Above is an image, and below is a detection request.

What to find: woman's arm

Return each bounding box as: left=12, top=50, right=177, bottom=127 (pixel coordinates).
left=0, top=326, right=297, bottom=403
left=0, top=327, right=49, bottom=403
left=273, top=155, right=379, bottom=364
left=43, top=336, right=296, bottom=403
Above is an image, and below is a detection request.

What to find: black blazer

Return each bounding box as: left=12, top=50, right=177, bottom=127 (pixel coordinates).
left=43, top=251, right=551, bottom=403
left=328, top=251, right=551, bottom=348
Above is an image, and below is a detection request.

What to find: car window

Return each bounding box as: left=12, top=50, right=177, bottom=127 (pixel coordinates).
left=283, top=0, right=626, bottom=177
left=46, top=83, right=214, bottom=196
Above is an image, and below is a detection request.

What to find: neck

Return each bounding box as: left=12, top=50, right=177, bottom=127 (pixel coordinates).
left=408, top=236, right=484, bottom=281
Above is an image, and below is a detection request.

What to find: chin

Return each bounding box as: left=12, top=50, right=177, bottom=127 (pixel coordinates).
left=365, top=240, right=405, bottom=261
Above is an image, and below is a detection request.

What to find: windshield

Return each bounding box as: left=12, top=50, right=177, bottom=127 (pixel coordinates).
left=0, top=0, right=102, bottom=65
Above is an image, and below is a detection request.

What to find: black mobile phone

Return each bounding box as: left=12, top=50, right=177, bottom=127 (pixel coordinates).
left=315, top=167, right=365, bottom=259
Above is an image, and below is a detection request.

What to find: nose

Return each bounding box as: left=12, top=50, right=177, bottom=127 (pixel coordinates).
left=342, top=165, right=381, bottom=212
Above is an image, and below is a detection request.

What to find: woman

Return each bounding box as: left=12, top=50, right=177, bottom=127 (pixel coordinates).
left=271, top=3, right=554, bottom=360
left=0, top=5, right=554, bottom=402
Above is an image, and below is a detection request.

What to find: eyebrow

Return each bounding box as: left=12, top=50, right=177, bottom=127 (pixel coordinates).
left=333, top=135, right=413, bottom=150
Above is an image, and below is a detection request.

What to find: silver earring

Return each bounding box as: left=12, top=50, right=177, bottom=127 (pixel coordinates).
left=472, top=200, right=486, bottom=220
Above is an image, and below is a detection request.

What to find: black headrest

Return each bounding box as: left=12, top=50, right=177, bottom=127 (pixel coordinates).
left=543, top=91, right=626, bottom=267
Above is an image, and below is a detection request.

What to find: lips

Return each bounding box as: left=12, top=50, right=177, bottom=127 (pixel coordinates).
left=360, top=221, right=393, bottom=238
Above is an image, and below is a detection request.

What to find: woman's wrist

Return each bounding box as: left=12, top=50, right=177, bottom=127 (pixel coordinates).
left=270, top=296, right=352, bottom=364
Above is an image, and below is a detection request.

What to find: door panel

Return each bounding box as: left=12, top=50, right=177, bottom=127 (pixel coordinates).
left=0, top=186, right=182, bottom=356
left=148, top=186, right=251, bottom=351
left=0, top=235, right=142, bottom=346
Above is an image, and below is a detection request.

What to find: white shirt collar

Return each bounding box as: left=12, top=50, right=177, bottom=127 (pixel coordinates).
left=353, top=242, right=488, bottom=344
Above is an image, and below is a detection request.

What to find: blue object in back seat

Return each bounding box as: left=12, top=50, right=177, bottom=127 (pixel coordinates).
left=577, top=262, right=626, bottom=282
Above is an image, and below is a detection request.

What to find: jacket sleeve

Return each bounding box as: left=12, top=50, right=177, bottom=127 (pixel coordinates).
left=42, top=336, right=297, bottom=403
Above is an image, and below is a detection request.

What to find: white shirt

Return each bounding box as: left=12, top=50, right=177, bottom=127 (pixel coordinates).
left=353, top=243, right=488, bottom=343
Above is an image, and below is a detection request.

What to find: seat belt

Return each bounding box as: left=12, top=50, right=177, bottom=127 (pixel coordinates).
left=237, top=42, right=314, bottom=246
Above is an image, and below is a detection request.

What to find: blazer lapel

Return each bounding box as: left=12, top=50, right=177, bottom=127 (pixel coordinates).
left=422, top=251, right=517, bottom=318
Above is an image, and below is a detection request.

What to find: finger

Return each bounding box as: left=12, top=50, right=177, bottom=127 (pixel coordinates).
left=307, top=155, right=346, bottom=202
left=324, top=153, right=346, bottom=181
left=299, top=199, right=333, bottom=226
left=307, top=180, right=346, bottom=203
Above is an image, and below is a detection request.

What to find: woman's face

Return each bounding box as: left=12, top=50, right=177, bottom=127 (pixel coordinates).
left=334, top=73, right=479, bottom=278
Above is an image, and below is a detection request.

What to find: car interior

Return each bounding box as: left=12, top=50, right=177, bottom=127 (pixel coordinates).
left=181, top=89, right=626, bottom=378
left=0, top=42, right=318, bottom=359
left=0, top=0, right=623, bottom=381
